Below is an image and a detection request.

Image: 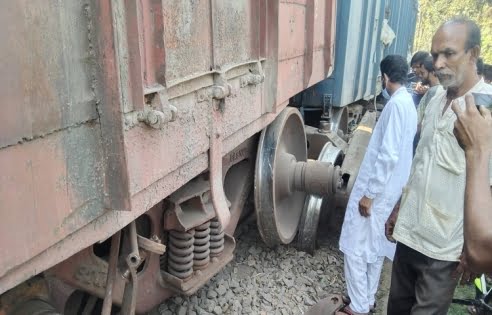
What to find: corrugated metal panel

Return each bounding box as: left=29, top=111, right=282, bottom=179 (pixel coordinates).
left=298, top=0, right=386, bottom=108
left=384, top=0, right=418, bottom=59
left=297, top=0, right=418, bottom=108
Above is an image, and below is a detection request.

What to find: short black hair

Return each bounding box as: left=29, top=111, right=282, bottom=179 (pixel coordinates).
left=477, top=57, right=484, bottom=75
left=380, top=55, right=409, bottom=85
left=443, top=17, right=481, bottom=51
left=422, top=55, right=435, bottom=73
left=483, top=64, right=492, bottom=82
left=410, top=51, right=430, bottom=67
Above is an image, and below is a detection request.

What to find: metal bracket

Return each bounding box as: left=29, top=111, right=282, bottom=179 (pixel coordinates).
left=163, top=177, right=217, bottom=232
left=322, top=94, right=333, bottom=120
left=208, top=73, right=231, bottom=229
left=211, top=83, right=231, bottom=101
left=197, top=75, right=232, bottom=104
left=137, top=235, right=166, bottom=255
left=240, top=61, right=265, bottom=88
left=136, top=85, right=177, bottom=129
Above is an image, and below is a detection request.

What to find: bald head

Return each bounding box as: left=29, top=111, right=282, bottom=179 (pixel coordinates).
left=438, top=18, right=481, bottom=51
left=431, top=18, right=481, bottom=93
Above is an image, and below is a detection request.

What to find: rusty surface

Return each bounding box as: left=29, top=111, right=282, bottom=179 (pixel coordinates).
left=209, top=105, right=231, bottom=229
left=0, top=0, right=107, bottom=286
left=137, top=235, right=166, bottom=255
left=0, top=1, right=98, bottom=149
left=297, top=143, right=343, bottom=254
left=306, top=125, right=348, bottom=160
left=277, top=0, right=337, bottom=106
left=220, top=136, right=256, bottom=234
left=222, top=136, right=257, bottom=175
left=123, top=0, right=144, bottom=113
left=223, top=160, right=255, bottom=236
left=163, top=177, right=217, bottom=232
left=121, top=222, right=139, bottom=315
left=0, top=0, right=337, bottom=298
left=92, top=0, right=132, bottom=211
left=48, top=204, right=174, bottom=314
left=48, top=202, right=236, bottom=314
left=10, top=299, right=60, bottom=315
left=47, top=278, right=77, bottom=314
left=101, top=231, right=121, bottom=315
left=0, top=277, right=51, bottom=314
left=0, top=125, right=103, bottom=278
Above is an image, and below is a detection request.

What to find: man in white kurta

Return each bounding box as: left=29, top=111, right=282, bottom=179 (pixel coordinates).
left=339, top=55, right=417, bottom=315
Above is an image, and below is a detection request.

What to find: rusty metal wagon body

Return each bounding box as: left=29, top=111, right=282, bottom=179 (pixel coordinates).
left=0, top=1, right=339, bottom=313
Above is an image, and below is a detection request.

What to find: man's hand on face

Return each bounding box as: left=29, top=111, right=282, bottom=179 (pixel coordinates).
left=359, top=196, right=373, bottom=217
left=415, top=82, right=429, bottom=95
left=451, top=94, right=492, bottom=154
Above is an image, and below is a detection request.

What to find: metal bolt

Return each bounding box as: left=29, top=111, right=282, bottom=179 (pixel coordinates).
left=147, top=111, right=160, bottom=125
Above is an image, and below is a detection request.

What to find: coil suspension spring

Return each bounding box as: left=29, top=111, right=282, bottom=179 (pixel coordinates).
left=209, top=218, right=225, bottom=257
left=193, top=221, right=211, bottom=270
left=168, top=229, right=195, bottom=279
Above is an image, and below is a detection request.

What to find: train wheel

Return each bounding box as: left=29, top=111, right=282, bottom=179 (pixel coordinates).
left=254, top=107, right=307, bottom=246
left=297, top=142, right=343, bottom=254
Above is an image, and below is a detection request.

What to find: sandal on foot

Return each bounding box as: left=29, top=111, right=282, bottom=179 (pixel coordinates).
left=369, top=302, right=376, bottom=313
left=342, top=295, right=351, bottom=305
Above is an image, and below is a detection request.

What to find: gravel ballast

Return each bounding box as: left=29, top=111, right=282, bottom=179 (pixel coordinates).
left=154, top=210, right=351, bottom=315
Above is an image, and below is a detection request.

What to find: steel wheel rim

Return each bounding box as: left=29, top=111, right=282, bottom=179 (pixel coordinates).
left=255, top=107, right=307, bottom=246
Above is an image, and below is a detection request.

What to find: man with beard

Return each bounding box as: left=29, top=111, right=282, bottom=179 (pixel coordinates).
left=409, top=51, right=431, bottom=105
left=413, top=56, right=442, bottom=151
left=415, top=56, right=442, bottom=126
left=385, top=18, right=492, bottom=314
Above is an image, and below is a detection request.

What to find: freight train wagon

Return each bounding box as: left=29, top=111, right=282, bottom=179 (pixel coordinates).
left=0, top=1, right=338, bottom=314
left=0, top=0, right=417, bottom=314
left=294, top=0, right=418, bottom=125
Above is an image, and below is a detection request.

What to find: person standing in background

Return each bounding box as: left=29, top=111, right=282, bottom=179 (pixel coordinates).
left=409, top=51, right=431, bottom=106
left=483, top=63, right=492, bottom=84
left=338, top=55, right=417, bottom=315
left=413, top=55, right=442, bottom=152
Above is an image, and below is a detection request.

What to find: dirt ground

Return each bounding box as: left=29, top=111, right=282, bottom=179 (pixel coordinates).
left=375, top=259, right=392, bottom=315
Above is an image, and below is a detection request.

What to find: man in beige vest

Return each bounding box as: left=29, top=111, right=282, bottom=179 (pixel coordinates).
left=385, top=18, right=492, bottom=314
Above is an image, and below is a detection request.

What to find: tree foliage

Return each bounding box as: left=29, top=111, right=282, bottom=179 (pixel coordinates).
left=414, top=0, right=492, bottom=63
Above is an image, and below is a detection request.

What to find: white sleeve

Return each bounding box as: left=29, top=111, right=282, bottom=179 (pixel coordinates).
left=364, top=101, right=405, bottom=198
